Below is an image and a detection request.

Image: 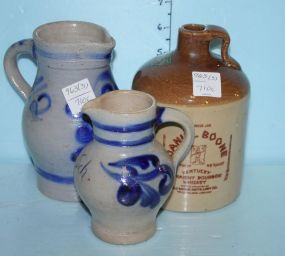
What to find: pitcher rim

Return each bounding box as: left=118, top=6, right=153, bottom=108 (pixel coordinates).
left=82, top=90, right=156, bottom=115
left=33, top=20, right=115, bottom=51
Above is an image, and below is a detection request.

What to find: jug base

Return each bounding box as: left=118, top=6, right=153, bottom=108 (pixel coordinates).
left=91, top=221, right=156, bottom=245
left=163, top=194, right=239, bottom=212
left=37, top=175, right=79, bottom=202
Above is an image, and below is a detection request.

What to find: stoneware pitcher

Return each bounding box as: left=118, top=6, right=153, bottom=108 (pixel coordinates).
left=74, top=90, right=195, bottom=244
left=4, top=21, right=118, bottom=201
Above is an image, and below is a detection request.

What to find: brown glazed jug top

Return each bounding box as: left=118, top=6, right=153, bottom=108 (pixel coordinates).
left=133, top=24, right=250, bottom=106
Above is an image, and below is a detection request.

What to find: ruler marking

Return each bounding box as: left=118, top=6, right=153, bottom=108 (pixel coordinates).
left=156, top=0, right=173, bottom=55
left=168, top=0, right=172, bottom=51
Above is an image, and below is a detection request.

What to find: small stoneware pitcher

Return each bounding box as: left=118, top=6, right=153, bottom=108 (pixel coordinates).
left=4, top=21, right=118, bottom=201
left=74, top=90, right=194, bottom=244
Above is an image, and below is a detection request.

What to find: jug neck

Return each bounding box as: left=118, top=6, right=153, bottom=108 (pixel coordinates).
left=175, top=24, right=213, bottom=61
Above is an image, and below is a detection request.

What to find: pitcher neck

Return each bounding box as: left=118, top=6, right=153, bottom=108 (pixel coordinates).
left=33, top=21, right=115, bottom=68
left=34, top=45, right=113, bottom=69
left=91, top=118, right=156, bottom=147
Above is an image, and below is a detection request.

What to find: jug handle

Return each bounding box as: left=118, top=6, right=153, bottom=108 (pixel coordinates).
left=4, top=39, right=35, bottom=101
left=204, top=25, right=241, bottom=70
left=157, top=106, right=195, bottom=171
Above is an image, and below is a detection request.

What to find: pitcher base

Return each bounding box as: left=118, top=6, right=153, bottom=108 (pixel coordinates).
left=91, top=221, right=156, bottom=245
left=37, top=175, right=79, bottom=202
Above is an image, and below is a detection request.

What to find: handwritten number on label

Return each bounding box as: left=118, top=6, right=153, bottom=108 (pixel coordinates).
left=193, top=73, right=218, bottom=81
left=75, top=96, right=90, bottom=106
left=197, top=85, right=215, bottom=93
left=62, top=78, right=96, bottom=115
left=65, top=82, right=89, bottom=96
left=192, top=72, right=221, bottom=98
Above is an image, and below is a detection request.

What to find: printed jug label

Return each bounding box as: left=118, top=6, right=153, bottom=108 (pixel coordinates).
left=156, top=97, right=248, bottom=212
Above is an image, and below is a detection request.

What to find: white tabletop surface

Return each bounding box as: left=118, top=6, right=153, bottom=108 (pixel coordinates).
left=0, top=163, right=284, bottom=256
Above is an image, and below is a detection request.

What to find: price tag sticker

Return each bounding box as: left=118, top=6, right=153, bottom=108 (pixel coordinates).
left=192, top=71, right=221, bottom=98
left=62, top=78, right=96, bottom=115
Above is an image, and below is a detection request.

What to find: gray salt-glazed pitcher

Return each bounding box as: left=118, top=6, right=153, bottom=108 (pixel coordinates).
left=4, top=21, right=118, bottom=201
left=74, top=90, right=195, bottom=244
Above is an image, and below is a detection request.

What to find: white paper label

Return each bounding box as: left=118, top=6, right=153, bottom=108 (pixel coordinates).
left=192, top=71, right=221, bottom=98
left=62, top=78, right=96, bottom=115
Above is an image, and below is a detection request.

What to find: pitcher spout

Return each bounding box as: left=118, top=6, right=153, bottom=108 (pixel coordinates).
left=81, top=99, right=99, bottom=122
left=82, top=90, right=157, bottom=125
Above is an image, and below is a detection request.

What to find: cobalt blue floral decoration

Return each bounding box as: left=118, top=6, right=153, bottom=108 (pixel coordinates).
left=101, top=154, right=174, bottom=208
left=74, top=90, right=194, bottom=244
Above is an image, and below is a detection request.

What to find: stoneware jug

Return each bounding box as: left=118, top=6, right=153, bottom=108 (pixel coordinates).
left=74, top=90, right=194, bottom=244
left=4, top=21, right=118, bottom=201
left=133, top=24, right=250, bottom=212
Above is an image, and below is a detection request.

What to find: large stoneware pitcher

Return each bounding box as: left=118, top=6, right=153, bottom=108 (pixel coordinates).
left=4, top=21, right=118, bottom=201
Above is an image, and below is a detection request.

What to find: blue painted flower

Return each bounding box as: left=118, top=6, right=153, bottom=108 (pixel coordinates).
left=70, top=147, right=84, bottom=162
left=29, top=75, right=52, bottom=120
left=76, top=123, right=94, bottom=144
left=93, top=70, right=118, bottom=94
left=65, top=104, right=82, bottom=119
left=100, top=154, right=174, bottom=209
left=65, top=104, right=94, bottom=162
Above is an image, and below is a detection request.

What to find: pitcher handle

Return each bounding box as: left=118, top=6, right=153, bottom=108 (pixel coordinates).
left=4, top=39, right=35, bottom=101
left=156, top=106, right=195, bottom=170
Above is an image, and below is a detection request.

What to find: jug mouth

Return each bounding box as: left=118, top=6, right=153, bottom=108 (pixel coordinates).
left=83, top=90, right=156, bottom=115
left=182, top=24, right=206, bottom=32
left=33, top=20, right=115, bottom=51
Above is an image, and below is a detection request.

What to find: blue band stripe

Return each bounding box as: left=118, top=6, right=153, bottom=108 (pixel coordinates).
left=35, top=47, right=111, bottom=60
left=93, top=134, right=154, bottom=147
left=156, top=107, right=165, bottom=125
left=92, top=119, right=156, bottom=133
left=35, top=166, right=74, bottom=184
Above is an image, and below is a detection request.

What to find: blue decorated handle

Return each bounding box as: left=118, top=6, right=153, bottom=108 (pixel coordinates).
left=4, top=39, right=35, bottom=101
left=157, top=106, right=195, bottom=171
